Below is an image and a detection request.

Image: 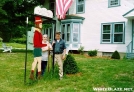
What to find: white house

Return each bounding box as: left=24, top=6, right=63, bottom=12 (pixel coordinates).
left=28, top=0, right=134, bottom=58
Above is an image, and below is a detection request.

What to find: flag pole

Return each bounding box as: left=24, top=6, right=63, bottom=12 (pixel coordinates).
left=24, top=17, right=28, bottom=84
left=47, top=37, right=50, bottom=72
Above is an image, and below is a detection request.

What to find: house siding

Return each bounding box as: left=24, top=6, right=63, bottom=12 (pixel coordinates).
left=41, top=0, right=134, bottom=53
left=67, top=0, right=134, bottom=52
left=126, top=0, right=134, bottom=4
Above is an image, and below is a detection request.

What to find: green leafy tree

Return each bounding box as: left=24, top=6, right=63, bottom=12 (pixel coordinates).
left=0, top=0, right=44, bottom=42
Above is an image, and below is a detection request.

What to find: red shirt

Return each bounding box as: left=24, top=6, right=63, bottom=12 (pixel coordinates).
left=33, top=30, right=47, bottom=48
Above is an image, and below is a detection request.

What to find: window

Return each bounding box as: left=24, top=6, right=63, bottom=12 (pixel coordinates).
left=61, top=22, right=80, bottom=43
left=102, top=24, right=112, bottom=43
left=67, top=24, right=70, bottom=42
left=114, top=24, right=124, bottom=42
left=66, top=10, right=69, bottom=15
left=60, top=19, right=83, bottom=49
left=76, top=0, right=85, bottom=13
left=108, top=0, right=120, bottom=7
left=61, top=24, right=71, bottom=42
left=44, top=28, right=54, bottom=42
left=73, top=23, right=79, bottom=42
left=61, top=25, right=65, bottom=40
left=101, top=22, right=125, bottom=44
left=49, top=0, right=55, bottom=16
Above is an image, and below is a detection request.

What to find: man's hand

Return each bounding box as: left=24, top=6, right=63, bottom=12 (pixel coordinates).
left=62, top=54, right=66, bottom=60
left=48, top=46, right=51, bottom=51
left=52, top=41, right=55, bottom=46
left=42, top=48, right=46, bottom=52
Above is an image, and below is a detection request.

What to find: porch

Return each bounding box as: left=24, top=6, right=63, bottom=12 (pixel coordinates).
left=123, top=8, right=134, bottom=58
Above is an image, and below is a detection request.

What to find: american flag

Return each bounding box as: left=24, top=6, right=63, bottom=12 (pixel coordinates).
left=56, top=0, right=73, bottom=20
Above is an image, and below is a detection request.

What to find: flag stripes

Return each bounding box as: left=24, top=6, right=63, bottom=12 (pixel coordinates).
left=56, top=0, right=73, bottom=19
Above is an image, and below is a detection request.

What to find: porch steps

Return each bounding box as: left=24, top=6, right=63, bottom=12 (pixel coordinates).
left=126, top=53, right=134, bottom=59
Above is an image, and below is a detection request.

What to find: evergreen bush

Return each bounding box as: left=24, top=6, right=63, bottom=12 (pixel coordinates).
left=111, top=50, right=120, bottom=59
left=63, top=54, right=79, bottom=74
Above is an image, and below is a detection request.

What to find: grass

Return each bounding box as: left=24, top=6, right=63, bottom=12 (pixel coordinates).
left=0, top=42, right=26, bottom=48
left=0, top=53, right=134, bottom=92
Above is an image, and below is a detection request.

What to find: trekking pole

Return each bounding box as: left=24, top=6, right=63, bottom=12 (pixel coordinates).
left=48, top=37, right=50, bottom=72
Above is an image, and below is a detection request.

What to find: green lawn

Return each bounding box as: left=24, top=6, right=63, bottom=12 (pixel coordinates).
left=0, top=42, right=26, bottom=48
left=0, top=53, right=134, bottom=92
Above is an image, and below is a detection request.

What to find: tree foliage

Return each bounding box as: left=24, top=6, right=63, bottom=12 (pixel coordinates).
left=0, top=0, right=44, bottom=42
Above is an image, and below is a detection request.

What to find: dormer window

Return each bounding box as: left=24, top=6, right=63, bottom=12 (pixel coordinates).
left=108, top=0, right=120, bottom=8
left=49, top=0, right=55, bottom=16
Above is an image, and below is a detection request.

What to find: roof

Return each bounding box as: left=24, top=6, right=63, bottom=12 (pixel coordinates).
left=65, top=14, right=85, bottom=20
left=123, top=8, right=134, bottom=19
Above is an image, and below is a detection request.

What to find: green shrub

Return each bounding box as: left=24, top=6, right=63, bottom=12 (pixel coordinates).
left=10, top=37, right=26, bottom=44
left=123, top=55, right=127, bottom=60
left=63, top=54, right=79, bottom=74
left=0, top=37, right=3, bottom=42
left=111, top=50, right=120, bottom=59
left=78, top=45, right=84, bottom=55
left=88, top=49, right=97, bottom=56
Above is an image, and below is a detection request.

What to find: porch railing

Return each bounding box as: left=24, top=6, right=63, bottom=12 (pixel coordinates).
left=126, top=41, right=133, bottom=58
left=127, top=41, right=132, bottom=53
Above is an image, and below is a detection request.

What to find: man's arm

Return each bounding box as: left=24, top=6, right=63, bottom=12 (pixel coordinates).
left=42, top=48, right=47, bottom=52
left=42, top=43, right=52, bottom=52
left=62, top=40, right=66, bottom=60
left=63, top=49, right=66, bottom=56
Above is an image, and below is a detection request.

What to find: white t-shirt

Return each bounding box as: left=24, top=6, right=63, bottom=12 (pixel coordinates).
left=42, top=41, right=52, bottom=61
left=57, top=40, right=60, bottom=42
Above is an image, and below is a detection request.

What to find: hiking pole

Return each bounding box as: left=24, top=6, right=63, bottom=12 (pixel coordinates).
left=53, top=23, right=56, bottom=75
left=24, top=17, right=28, bottom=84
